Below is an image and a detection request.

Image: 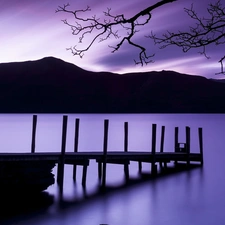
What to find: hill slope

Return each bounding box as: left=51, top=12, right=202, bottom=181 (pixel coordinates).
left=0, top=57, right=225, bottom=113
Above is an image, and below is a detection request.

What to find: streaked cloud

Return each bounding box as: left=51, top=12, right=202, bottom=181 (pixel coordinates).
left=0, top=0, right=223, bottom=79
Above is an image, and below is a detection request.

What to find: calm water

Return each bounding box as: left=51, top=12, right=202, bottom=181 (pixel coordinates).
left=1, top=114, right=225, bottom=225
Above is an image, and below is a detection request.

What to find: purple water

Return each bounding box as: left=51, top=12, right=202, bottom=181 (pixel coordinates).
left=1, top=114, right=225, bottom=225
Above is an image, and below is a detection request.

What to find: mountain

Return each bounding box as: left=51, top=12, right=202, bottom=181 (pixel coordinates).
left=0, top=56, right=225, bottom=113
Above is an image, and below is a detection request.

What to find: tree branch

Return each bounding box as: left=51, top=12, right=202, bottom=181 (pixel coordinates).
left=149, top=0, right=225, bottom=74
left=56, top=0, right=177, bottom=66
left=216, top=55, right=225, bottom=74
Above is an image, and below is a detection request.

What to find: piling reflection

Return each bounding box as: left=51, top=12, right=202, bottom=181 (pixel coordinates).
left=56, top=162, right=202, bottom=205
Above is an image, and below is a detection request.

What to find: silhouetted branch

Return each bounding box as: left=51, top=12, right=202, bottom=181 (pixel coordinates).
left=149, top=0, right=225, bottom=74
left=216, top=55, right=225, bottom=75
left=56, top=0, right=177, bottom=65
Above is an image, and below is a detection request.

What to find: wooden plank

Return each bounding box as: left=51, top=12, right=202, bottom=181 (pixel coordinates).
left=0, top=151, right=202, bottom=162
left=65, top=159, right=89, bottom=165
left=0, top=151, right=202, bottom=160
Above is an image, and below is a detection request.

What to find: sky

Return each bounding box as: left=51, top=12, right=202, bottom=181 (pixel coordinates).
left=0, top=0, right=224, bottom=79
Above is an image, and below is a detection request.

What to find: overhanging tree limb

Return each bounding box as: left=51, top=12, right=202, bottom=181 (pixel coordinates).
left=56, top=0, right=225, bottom=74
left=56, top=0, right=177, bottom=65
left=149, top=0, right=225, bottom=74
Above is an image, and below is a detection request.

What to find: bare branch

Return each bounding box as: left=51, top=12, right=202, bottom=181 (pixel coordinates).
left=216, top=55, right=225, bottom=75
left=56, top=0, right=177, bottom=66
left=149, top=0, right=225, bottom=74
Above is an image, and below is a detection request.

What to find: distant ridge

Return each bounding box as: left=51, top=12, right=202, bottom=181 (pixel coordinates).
left=0, top=57, right=225, bottom=113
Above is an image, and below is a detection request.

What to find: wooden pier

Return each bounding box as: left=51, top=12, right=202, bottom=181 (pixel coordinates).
left=0, top=115, right=204, bottom=192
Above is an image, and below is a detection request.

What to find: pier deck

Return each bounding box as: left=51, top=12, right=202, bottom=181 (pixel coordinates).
left=0, top=151, right=202, bottom=163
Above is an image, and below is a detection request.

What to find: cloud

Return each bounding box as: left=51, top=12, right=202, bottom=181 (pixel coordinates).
left=0, top=0, right=223, bottom=78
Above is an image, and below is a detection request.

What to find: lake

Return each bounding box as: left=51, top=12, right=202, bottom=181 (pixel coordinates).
left=1, top=113, right=225, bottom=225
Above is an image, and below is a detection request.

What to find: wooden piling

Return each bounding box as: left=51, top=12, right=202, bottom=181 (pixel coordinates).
left=98, top=160, right=102, bottom=181
left=102, top=119, right=109, bottom=187
left=198, top=127, right=204, bottom=166
left=124, top=122, right=128, bottom=152
left=57, top=115, right=68, bottom=187
left=174, top=126, right=179, bottom=165
left=175, top=127, right=179, bottom=152
left=73, top=118, right=80, bottom=181
left=138, top=161, right=142, bottom=173
left=82, top=165, right=88, bottom=187
left=124, top=122, right=129, bottom=181
left=31, top=115, right=37, bottom=153
left=138, top=123, right=143, bottom=173
left=151, top=124, right=157, bottom=175
left=160, top=126, right=165, bottom=153
left=186, top=126, right=190, bottom=166
left=159, top=126, right=165, bottom=168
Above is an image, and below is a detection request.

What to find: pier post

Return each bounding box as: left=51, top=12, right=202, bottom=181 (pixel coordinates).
left=124, top=122, right=129, bottom=181
left=159, top=126, right=165, bottom=168
left=186, top=126, right=190, bottom=166
left=198, top=127, right=204, bottom=166
left=174, top=127, right=179, bottom=152
left=98, top=160, right=102, bottom=181
left=73, top=118, right=80, bottom=181
left=174, top=127, right=179, bottom=165
left=151, top=124, right=157, bottom=175
left=57, top=115, right=68, bottom=190
left=31, top=115, right=37, bottom=153
left=82, top=165, right=88, bottom=187
left=102, top=119, right=109, bottom=188
left=138, top=160, right=142, bottom=173
left=160, top=126, right=165, bottom=153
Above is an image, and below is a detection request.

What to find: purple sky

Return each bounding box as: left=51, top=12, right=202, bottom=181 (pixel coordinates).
left=1, top=0, right=224, bottom=78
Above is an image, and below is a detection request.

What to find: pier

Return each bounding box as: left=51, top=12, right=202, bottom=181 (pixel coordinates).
left=0, top=115, right=204, bottom=193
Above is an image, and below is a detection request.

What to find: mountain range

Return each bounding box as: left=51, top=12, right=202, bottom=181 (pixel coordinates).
left=0, top=56, right=225, bottom=113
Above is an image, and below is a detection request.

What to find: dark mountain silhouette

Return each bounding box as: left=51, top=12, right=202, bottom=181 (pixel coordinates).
left=0, top=56, right=225, bottom=113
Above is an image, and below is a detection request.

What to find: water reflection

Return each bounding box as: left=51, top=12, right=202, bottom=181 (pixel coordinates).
left=0, top=114, right=224, bottom=225
left=0, top=191, right=54, bottom=224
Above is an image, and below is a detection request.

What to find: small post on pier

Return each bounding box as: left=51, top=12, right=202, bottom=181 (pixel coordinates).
left=102, top=119, right=109, bottom=188
left=174, top=127, right=179, bottom=152
left=198, top=127, right=204, bottom=166
left=124, top=122, right=129, bottom=181
left=138, top=123, right=142, bottom=173
left=159, top=126, right=165, bottom=168
left=73, top=118, right=80, bottom=181
left=160, top=126, right=165, bottom=153
left=57, top=115, right=68, bottom=190
left=186, top=126, right=190, bottom=166
left=151, top=124, right=157, bottom=175
left=174, top=126, right=179, bottom=165
left=124, top=122, right=128, bottom=153
left=31, top=115, right=37, bottom=153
